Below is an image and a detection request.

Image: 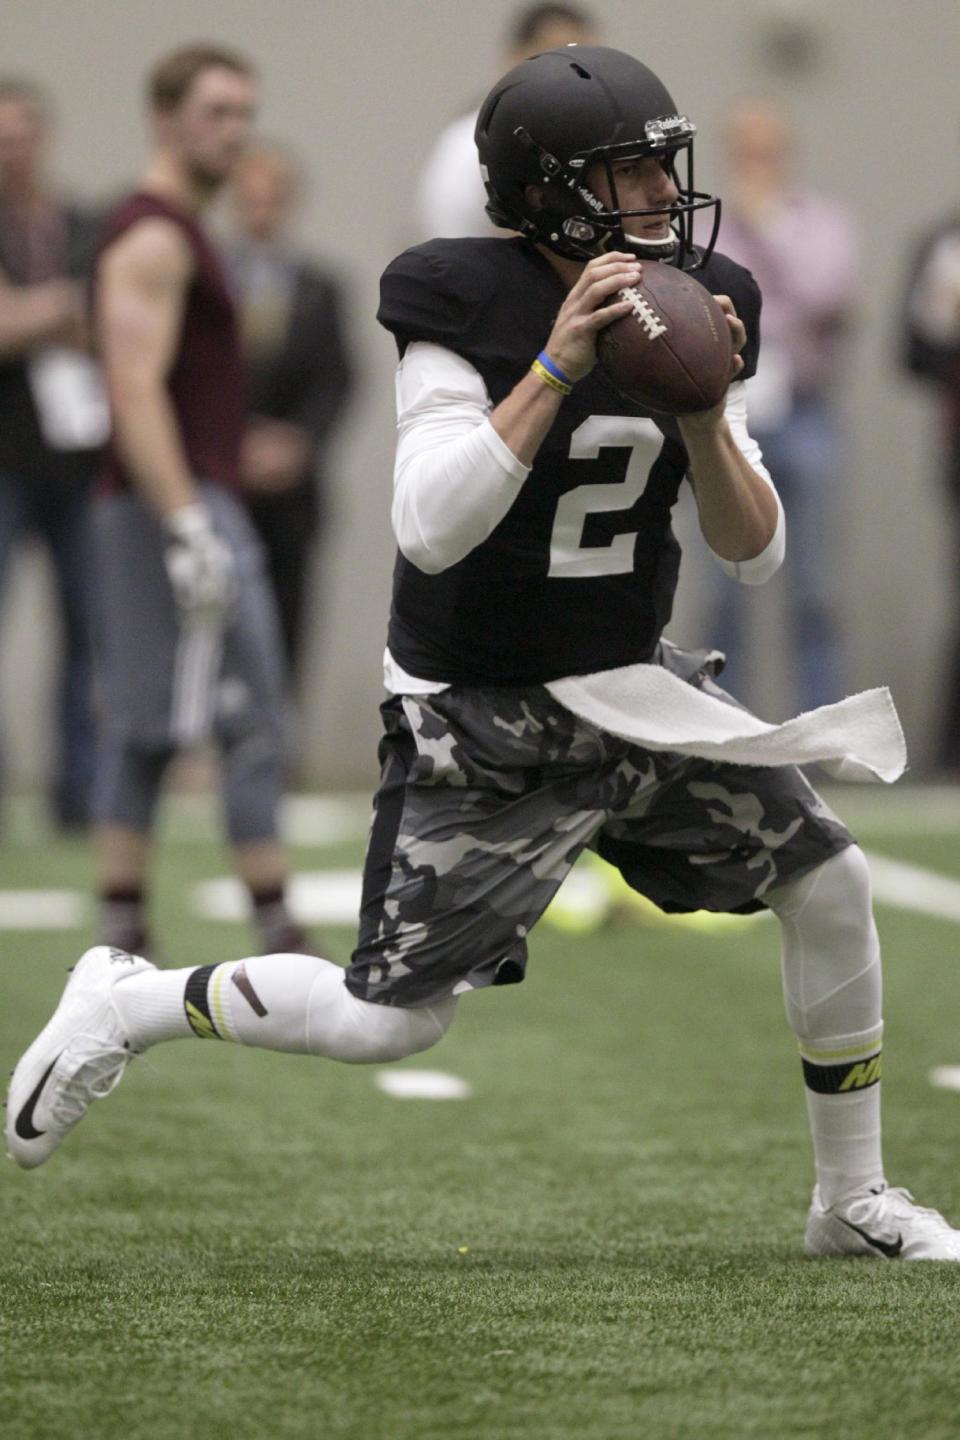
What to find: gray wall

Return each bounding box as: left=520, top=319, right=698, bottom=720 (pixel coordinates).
left=2, top=0, right=958, bottom=787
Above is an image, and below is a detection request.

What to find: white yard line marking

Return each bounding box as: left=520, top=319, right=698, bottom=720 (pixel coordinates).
left=930, top=1066, right=960, bottom=1093
left=190, top=851, right=960, bottom=932
left=0, top=890, right=90, bottom=930
left=192, top=870, right=363, bottom=926
left=864, top=851, right=960, bottom=924
left=374, top=1069, right=473, bottom=1100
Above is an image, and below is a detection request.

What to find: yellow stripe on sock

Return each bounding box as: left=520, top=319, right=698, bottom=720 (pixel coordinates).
left=210, top=964, right=235, bottom=1042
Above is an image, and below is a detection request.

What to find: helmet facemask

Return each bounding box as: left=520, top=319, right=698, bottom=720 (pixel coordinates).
left=484, top=117, right=721, bottom=270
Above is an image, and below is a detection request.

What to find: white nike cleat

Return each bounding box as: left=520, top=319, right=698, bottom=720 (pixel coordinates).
left=805, top=1182, right=960, bottom=1261
left=5, top=946, right=154, bottom=1170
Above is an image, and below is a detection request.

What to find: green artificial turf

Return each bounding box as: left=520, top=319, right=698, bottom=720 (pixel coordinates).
left=2, top=790, right=960, bottom=1439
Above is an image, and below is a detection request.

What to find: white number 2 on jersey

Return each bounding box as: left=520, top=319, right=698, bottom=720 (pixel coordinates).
left=548, top=415, right=664, bottom=579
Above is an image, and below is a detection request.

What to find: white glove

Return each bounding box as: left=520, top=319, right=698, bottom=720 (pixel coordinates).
left=162, top=503, right=235, bottom=622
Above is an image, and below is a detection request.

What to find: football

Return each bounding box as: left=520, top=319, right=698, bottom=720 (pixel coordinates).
left=596, top=261, right=734, bottom=415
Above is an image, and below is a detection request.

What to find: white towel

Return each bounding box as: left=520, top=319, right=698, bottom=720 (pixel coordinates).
left=546, top=664, right=906, bottom=783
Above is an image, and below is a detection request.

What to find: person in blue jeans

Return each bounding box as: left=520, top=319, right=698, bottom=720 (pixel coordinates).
left=712, top=393, right=844, bottom=711
left=699, top=96, right=859, bottom=713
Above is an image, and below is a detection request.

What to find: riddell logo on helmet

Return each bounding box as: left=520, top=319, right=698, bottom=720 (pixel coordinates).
left=623, top=287, right=668, bottom=341
left=574, top=184, right=605, bottom=215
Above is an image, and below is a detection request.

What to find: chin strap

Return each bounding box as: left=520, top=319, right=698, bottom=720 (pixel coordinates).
left=622, top=230, right=679, bottom=260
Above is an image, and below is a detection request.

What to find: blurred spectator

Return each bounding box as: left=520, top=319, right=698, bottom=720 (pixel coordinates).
left=901, top=209, right=960, bottom=771
left=0, top=77, right=107, bottom=828
left=415, top=3, right=597, bottom=240
left=701, top=97, right=859, bottom=713
left=91, top=44, right=308, bottom=960
left=224, top=142, right=353, bottom=687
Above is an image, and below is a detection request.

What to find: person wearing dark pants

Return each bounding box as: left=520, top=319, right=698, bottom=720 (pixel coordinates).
left=226, top=142, right=353, bottom=684
left=901, top=211, right=960, bottom=772
left=0, top=77, right=104, bottom=828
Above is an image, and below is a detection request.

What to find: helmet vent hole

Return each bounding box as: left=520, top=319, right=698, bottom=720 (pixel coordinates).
left=570, top=63, right=591, bottom=78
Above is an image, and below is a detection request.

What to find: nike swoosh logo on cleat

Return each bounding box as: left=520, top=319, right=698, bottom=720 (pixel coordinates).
left=837, top=1216, right=904, bottom=1258
left=14, top=1058, right=59, bottom=1140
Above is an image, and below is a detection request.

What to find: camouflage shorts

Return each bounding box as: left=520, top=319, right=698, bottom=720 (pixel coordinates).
left=346, top=665, right=853, bottom=1008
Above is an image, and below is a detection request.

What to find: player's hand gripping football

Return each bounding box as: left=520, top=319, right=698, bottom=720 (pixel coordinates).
left=162, top=503, right=235, bottom=623
left=677, top=293, right=747, bottom=429
left=541, top=252, right=644, bottom=382
left=714, top=295, right=747, bottom=379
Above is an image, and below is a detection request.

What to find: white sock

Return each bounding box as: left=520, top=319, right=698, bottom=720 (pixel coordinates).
left=113, top=966, right=195, bottom=1047
left=113, top=952, right=457, bottom=1063
left=799, top=1028, right=885, bottom=1207
left=768, top=846, right=885, bottom=1207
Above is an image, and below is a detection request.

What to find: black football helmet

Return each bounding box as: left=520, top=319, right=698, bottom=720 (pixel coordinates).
left=475, top=45, right=720, bottom=269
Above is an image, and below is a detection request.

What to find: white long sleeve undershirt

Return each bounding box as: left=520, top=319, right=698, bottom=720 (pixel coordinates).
left=385, top=340, right=785, bottom=695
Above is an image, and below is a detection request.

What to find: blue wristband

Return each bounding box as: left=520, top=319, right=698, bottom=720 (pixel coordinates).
left=535, top=350, right=574, bottom=389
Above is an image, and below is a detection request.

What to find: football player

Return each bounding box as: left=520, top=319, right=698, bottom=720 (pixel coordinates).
left=7, top=46, right=959, bottom=1260
left=85, top=46, right=308, bottom=961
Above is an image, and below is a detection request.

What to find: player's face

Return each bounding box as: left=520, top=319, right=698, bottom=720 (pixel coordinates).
left=162, top=67, right=257, bottom=193
left=587, top=155, right=679, bottom=245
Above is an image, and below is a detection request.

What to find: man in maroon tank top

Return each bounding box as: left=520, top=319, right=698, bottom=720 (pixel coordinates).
left=91, top=44, right=307, bottom=959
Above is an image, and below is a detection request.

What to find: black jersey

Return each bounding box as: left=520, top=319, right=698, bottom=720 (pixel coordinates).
left=378, top=237, right=761, bottom=686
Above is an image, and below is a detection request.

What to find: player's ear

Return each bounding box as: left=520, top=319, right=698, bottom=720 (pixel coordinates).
left=524, top=183, right=546, bottom=212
